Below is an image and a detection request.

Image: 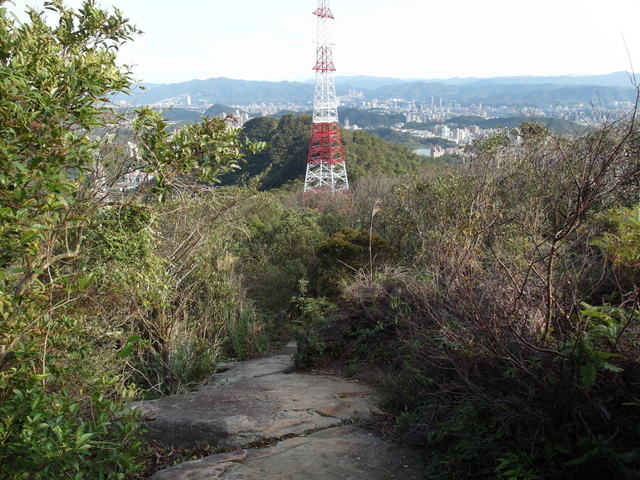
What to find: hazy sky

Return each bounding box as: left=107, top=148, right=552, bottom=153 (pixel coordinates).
left=9, top=0, right=640, bottom=84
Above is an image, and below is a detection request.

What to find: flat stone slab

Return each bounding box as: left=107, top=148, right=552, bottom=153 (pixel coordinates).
left=211, top=354, right=295, bottom=384
left=148, top=425, right=424, bottom=480
left=133, top=354, right=381, bottom=450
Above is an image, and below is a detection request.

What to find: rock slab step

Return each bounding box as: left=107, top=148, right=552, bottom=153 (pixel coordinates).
left=136, top=346, right=425, bottom=479
left=148, top=425, right=424, bottom=480
left=133, top=354, right=381, bottom=450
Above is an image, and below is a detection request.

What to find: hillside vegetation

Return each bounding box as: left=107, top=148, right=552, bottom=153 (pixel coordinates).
left=219, top=113, right=434, bottom=189
left=296, top=118, right=640, bottom=479
left=3, top=2, right=640, bottom=480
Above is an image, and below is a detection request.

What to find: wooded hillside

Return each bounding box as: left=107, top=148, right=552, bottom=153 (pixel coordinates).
left=3, top=2, right=640, bottom=479
left=219, top=113, right=434, bottom=189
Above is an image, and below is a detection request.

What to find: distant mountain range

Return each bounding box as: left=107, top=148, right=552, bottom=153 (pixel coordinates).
left=336, top=72, right=638, bottom=89
left=119, top=72, right=638, bottom=108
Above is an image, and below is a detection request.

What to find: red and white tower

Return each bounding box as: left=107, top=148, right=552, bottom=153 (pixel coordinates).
left=304, top=0, right=349, bottom=195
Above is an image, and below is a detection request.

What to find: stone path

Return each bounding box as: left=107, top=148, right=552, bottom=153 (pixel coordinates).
left=133, top=343, right=424, bottom=479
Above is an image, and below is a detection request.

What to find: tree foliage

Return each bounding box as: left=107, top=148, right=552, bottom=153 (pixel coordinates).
left=133, top=107, right=263, bottom=197
left=341, top=129, right=425, bottom=181
left=0, top=1, right=143, bottom=477
left=338, top=107, right=405, bottom=129
left=0, top=1, right=265, bottom=477
left=0, top=0, right=136, bottom=291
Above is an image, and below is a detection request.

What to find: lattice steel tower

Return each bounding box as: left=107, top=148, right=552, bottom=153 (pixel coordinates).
left=304, top=0, right=349, bottom=195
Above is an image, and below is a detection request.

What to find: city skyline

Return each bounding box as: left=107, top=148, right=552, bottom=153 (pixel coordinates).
left=10, top=0, right=640, bottom=85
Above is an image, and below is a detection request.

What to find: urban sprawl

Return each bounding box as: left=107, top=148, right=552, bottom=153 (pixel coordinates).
left=148, top=90, right=635, bottom=158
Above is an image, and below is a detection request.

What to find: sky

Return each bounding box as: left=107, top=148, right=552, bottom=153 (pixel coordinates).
left=8, top=0, right=640, bottom=85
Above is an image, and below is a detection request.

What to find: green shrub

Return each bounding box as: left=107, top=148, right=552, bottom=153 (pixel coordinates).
left=0, top=312, right=142, bottom=479
left=0, top=373, right=142, bottom=480
left=318, top=119, right=640, bottom=478
left=291, top=290, right=337, bottom=369
left=228, top=195, right=326, bottom=316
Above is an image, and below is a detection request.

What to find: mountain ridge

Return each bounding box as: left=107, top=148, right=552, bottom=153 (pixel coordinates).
left=120, top=72, right=637, bottom=107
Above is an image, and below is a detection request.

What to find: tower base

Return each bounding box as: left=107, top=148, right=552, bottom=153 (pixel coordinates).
left=304, top=122, right=349, bottom=194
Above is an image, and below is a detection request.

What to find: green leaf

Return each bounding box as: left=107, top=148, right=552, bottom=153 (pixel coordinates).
left=118, top=335, right=141, bottom=358
left=75, top=432, right=94, bottom=446
left=19, top=231, right=41, bottom=245
left=118, top=343, right=133, bottom=359
left=10, top=161, right=29, bottom=174
left=77, top=273, right=94, bottom=289
left=580, top=361, right=596, bottom=389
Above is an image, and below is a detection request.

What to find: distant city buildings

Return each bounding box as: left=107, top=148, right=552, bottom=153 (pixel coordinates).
left=134, top=89, right=631, bottom=158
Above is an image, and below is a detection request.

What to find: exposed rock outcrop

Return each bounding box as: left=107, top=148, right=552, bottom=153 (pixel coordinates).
left=133, top=353, right=379, bottom=449
left=134, top=343, right=424, bottom=479
left=149, top=426, right=423, bottom=480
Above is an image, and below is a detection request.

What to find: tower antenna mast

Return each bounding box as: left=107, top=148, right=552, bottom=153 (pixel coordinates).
left=303, top=0, right=349, bottom=197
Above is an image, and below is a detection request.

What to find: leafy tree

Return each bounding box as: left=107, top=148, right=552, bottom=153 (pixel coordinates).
left=341, top=129, right=423, bottom=181
left=0, top=0, right=137, bottom=295
left=218, top=116, right=279, bottom=185
left=260, top=113, right=312, bottom=189
left=219, top=113, right=311, bottom=190
left=0, top=1, right=143, bottom=477
left=133, top=107, right=262, bottom=196
left=242, top=115, right=279, bottom=143
left=0, top=1, right=264, bottom=477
